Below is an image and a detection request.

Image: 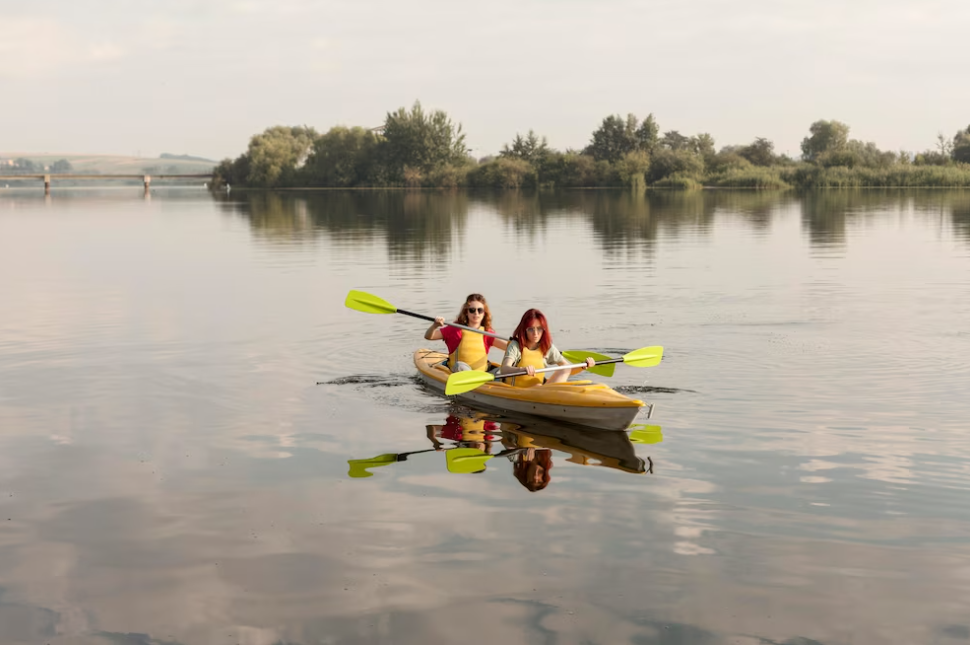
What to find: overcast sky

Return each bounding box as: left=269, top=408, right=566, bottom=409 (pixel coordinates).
left=2, top=0, right=968, bottom=160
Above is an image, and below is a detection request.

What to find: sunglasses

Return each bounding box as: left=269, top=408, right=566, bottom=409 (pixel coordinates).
left=526, top=326, right=543, bottom=334
left=465, top=307, right=485, bottom=314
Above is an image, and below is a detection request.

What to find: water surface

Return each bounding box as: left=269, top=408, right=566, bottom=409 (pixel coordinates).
left=1, top=188, right=969, bottom=645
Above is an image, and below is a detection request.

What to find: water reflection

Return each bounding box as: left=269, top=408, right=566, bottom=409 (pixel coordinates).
left=213, top=189, right=970, bottom=258
left=214, top=190, right=469, bottom=259
left=3, top=187, right=970, bottom=644
left=948, top=193, right=970, bottom=241
left=800, top=189, right=970, bottom=248
left=799, top=190, right=892, bottom=247
left=347, top=412, right=659, bottom=490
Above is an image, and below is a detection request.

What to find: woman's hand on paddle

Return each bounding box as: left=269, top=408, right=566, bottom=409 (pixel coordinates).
left=583, top=357, right=595, bottom=369
left=424, top=317, right=446, bottom=340
left=524, top=365, right=536, bottom=377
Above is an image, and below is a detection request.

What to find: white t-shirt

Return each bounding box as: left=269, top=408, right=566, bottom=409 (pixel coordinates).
left=503, top=340, right=564, bottom=367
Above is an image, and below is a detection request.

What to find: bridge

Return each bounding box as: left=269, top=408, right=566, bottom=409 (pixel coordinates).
left=0, top=173, right=212, bottom=194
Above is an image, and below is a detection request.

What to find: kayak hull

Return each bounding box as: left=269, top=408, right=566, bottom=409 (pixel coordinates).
left=414, top=349, right=645, bottom=432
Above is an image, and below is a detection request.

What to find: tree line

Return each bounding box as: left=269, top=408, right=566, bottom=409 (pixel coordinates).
left=0, top=158, right=73, bottom=174
left=211, top=102, right=970, bottom=190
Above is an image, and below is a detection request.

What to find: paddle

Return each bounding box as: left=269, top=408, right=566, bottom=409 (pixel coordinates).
left=628, top=424, right=664, bottom=444
left=446, top=446, right=527, bottom=474
left=445, top=447, right=494, bottom=474
left=347, top=447, right=438, bottom=478
left=349, top=446, right=520, bottom=477
left=345, top=290, right=505, bottom=340
left=445, top=345, right=664, bottom=395
left=560, top=350, right=616, bottom=377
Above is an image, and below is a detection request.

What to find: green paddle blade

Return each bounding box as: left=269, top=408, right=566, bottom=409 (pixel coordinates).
left=629, top=425, right=664, bottom=444
left=445, top=448, right=494, bottom=474
left=445, top=370, right=496, bottom=395
left=345, top=290, right=398, bottom=315
left=561, top=350, right=616, bottom=377
left=347, top=453, right=398, bottom=478
left=623, top=345, right=664, bottom=368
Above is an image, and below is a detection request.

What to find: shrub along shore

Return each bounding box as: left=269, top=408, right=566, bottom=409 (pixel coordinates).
left=211, top=102, right=970, bottom=190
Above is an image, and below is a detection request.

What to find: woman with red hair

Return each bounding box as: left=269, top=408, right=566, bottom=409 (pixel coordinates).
left=500, top=309, right=594, bottom=387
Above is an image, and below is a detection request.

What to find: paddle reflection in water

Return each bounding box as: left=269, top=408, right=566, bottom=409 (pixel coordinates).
left=347, top=412, right=508, bottom=477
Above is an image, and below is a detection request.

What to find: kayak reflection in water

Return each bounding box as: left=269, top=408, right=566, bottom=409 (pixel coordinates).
left=497, top=416, right=658, bottom=491
left=347, top=412, right=659, bottom=481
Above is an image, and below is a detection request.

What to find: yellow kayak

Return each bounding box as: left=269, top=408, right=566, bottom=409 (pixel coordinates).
left=414, top=349, right=646, bottom=431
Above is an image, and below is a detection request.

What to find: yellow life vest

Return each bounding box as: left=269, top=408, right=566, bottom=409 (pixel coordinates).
left=509, top=431, right=537, bottom=448
left=449, top=327, right=488, bottom=371
left=512, top=344, right=545, bottom=388
left=459, top=417, right=487, bottom=435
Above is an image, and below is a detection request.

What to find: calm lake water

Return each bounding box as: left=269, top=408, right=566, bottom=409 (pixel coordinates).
left=1, top=188, right=969, bottom=645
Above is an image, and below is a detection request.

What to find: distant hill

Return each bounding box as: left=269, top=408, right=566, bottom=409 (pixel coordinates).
left=160, top=153, right=217, bottom=163
left=0, top=153, right=216, bottom=175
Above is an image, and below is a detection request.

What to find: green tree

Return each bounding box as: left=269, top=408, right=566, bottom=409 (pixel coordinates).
left=914, top=151, right=950, bottom=166
left=636, top=114, right=660, bottom=154
left=584, top=114, right=640, bottom=163
left=815, top=140, right=895, bottom=169
left=707, top=149, right=754, bottom=174
left=500, top=130, right=550, bottom=164
left=952, top=126, right=970, bottom=163
left=614, top=150, right=651, bottom=191
left=211, top=154, right=251, bottom=188
left=647, top=149, right=704, bottom=183
left=468, top=157, right=536, bottom=189
left=688, top=133, right=716, bottom=169
left=585, top=113, right=663, bottom=163
left=382, top=101, right=468, bottom=180
left=689, top=133, right=715, bottom=157
left=246, top=125, right=318, bottom=187
left=801, top=120, right=850, bottom=162
left=50, top=159, right=73, bottom=173
left=304, top=126, right=382, bottom=186
left=661, top=130, right=690, bottom=151
left=14, top=158, right=35, bottom=173
left=738, top=137, right=776, bottom=166
left=544, top=152, right=608, bottom=187
left=937, top=133, right=954, bottom=157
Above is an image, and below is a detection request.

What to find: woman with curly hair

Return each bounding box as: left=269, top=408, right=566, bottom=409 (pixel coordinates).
left=424, top=293, right=508, bottom=372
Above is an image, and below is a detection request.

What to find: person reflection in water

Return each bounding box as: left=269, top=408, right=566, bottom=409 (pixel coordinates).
left=501, top=426, right=553, bottom=491
left=427, top=414, right=500, bottom=456
left=511, top=448, right=553, bottom=492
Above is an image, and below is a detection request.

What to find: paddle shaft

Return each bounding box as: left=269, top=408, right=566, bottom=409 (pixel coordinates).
left=396, top=448, right=437, bottom=461
left=496, top=359, right=613, bottom=381
left=398, top=308, right=506, bottom=341
left=500, top=355, right=635, bottom=380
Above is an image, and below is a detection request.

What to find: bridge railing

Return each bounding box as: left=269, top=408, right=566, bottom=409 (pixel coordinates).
left=0, top=173, right=212, bottom=193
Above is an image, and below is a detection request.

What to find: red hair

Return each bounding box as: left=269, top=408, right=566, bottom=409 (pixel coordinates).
left=513, top=449, right=553, bottom=492
left=511, top=308, right=552, bottom=355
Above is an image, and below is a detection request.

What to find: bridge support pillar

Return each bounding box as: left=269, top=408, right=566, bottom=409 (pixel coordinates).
left=143, top=175, right=151, bottom=195
left=44, top=175, right=50, bottom=194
